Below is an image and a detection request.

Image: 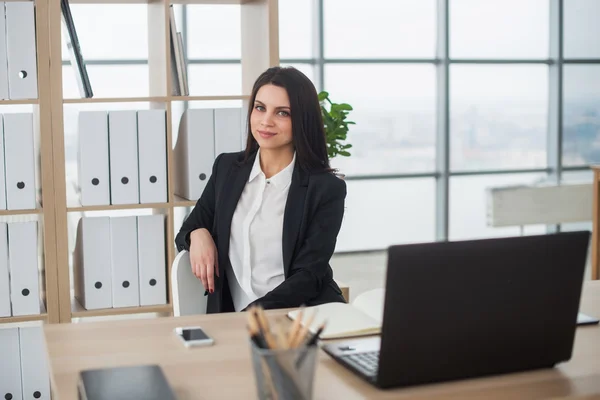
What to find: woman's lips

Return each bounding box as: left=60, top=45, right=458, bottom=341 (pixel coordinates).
left=258, top=130, right=276, bottom=139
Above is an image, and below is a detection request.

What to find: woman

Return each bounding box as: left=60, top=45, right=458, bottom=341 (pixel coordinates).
left=175, top=66, right=347, bottom=313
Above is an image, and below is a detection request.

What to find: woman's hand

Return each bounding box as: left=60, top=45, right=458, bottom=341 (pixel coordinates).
left=189, top=228, right=219, bottom=293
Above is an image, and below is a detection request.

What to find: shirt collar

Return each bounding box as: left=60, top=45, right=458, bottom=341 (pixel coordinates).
left=249, top=149, right=296, bottom=189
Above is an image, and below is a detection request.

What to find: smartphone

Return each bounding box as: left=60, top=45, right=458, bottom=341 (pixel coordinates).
left=577, top=312, right=600, bottom=326
left=174, top=326, right=215, bottom=348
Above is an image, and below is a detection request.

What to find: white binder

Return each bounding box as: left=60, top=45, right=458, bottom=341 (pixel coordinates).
left=214, top=108, right=242, bottom=156
left=137, top=110, right=167, bottom=204
left=0, top=223, right=9, bottom=317
left=5, top=1, right=38, bottom=100
left=0, top=328, right=23, bottom=400
left=18, top=326, right=51, bottom=400
left=108, top=110, right=139, bottom=205
left=173, top=109, right=215, bottom=201
left=74, top=217, right=112, bottom=310
left=110, top=216, right=140, bottom=308
left=0, top=115, right=7, bottom=210
left=4, top=113, right=36, bottom=210
left=8, top=221, right=40, bottom=316
left=78, top=111, right=110, bottom=206
left=137, top=215, right=166, bottom=306
left=0, top=3, right=9, bottom=100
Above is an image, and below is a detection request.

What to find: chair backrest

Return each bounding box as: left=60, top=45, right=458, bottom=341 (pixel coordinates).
left=171, top=250, right=207, bottom=317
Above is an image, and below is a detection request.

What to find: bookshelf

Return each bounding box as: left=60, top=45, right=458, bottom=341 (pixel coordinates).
left=45, top=0, right=280, bottom=322
left=0, top=0, right=60, bottom=328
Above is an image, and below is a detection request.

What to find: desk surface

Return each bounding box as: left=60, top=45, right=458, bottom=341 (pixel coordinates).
left=44, top=282, right=600, bottom=400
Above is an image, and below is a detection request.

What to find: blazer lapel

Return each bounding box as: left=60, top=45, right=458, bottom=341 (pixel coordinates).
left=282, top=164, right=309, bottom=277
left=217, top=153, right=254, bottom=260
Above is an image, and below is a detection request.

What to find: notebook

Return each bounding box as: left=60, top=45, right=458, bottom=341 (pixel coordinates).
left=78, top=364, right=177, bottom=400
left=287, top=288, right=384, bottom=339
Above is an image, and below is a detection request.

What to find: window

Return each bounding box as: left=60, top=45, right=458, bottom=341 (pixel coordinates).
left=564, top=0, right=600, bottom=59
left=188, top=64, right=242, bottom=96
left=279, top=0, right=314, bottom=59
left=325, top=64, right=436, bottom=175
left=324, top=0, right=436, bottom=59
left=449, top=173, right=547, bottom=241
left=335, top=178, right=435, bottom=252
left=563, top=65, right=600, bottom=166
left=450, top=0, right=549, bottom=59
left=62, top=65, right=149, bottom=99
left=187, top=5, right=241, bottom=59
left=450, top=65, right=548, bottom=171
left=63, top=5, right=149, bottom=60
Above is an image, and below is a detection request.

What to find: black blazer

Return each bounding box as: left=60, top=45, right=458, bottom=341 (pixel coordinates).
left=175, top=150, right=347, bottom=313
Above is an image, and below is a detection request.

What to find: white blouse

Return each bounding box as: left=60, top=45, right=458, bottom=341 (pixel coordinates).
left=226, top=150, right=296, bottom=311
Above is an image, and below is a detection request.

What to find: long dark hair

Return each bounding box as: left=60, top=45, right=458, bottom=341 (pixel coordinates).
left=243, top=66, right=331, bottom=172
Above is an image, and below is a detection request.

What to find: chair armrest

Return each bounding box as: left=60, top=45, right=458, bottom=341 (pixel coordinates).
left=334, top=280, right=350, bottom=303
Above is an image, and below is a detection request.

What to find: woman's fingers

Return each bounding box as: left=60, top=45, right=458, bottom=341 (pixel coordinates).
left=199, top=263, right=208, bottom=290
left=206, top=263, right=214, bottom=293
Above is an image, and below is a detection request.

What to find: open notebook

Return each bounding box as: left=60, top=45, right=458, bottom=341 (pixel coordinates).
left=287, top=288, right=385, bottom=340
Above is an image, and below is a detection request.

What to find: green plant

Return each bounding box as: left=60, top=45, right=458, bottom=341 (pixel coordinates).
left=318, top=90, right=354, bottom=159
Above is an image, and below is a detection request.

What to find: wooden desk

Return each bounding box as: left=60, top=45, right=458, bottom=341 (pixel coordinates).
left=44, top=282, right=600, bottom=399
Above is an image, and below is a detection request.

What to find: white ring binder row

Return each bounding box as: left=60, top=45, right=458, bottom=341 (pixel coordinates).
left=73, top=214, right=167, bottom=310
left=0, top=326, right=51, bottom=400
left=0, top=113, right=37, bottom=211
left=0, top=221, right=41, bottom=318
left=173, top=107, right=244, bottom=201
left=77, top=109, right=168, bottom=206
left=0, top=1, right=39, bottom=100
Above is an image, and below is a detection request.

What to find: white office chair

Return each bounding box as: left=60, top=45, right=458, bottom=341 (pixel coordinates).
left=171, top=250, right=208, bottom=317
left=171, top=250, right=351, bottom=316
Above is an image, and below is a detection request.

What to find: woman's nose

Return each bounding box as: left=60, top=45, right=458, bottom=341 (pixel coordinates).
left=261, top=113, right=275, bottom=126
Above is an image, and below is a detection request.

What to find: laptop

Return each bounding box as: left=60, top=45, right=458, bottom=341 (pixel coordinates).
left=322, top=231, right=591, bottom=389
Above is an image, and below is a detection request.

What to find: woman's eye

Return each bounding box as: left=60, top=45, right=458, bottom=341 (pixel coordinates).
left=278, top=111, right=290, bottom=117
left=255, top=105, right=265, bottom=111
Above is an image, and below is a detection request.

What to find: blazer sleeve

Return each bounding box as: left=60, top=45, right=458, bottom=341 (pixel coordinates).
left=174, top=153, right=224, bottom=252
left=247, top=177, right=347, bottom=310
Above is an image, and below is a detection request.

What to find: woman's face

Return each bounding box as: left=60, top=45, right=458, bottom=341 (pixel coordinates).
left=250, top=84, right=294, bottom=153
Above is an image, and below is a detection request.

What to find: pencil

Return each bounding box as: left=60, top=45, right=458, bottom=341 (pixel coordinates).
left=246, top=307, right=267, bottom=349
left=290, top=309, right=317, bottom=348
left=275, top=318, right=289, bottom=350
left=294, top=322, right=327, bottom=369
left=287, top=307, right=304, bottom=348
left=255, top=306, right=278, bottom=350
left=254, top=308, right=277, bottom=350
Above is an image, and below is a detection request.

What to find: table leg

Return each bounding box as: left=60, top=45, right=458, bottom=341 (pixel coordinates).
left=592, top=170, right=600, bottom=280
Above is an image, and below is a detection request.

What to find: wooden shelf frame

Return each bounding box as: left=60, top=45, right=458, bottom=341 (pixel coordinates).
left=0, top=0, right=61, bottom=327
left=47, top=0, right=280, bottom=322
left=70, top=298, right=172, bottom=318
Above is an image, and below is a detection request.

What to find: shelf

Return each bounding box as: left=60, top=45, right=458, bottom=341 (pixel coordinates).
left=0, top=208, right=43, bottom=216
left=0, top=98, right=39, bottom=105
left=0, top=301, right=48, bottom=324
left=170, top=95, right=249, bottom=102
left=170, top=0, right=255, bottom=4
left=67, top=201, right=170, bottom=212
left=68, top=0, right=157, bottom=4
left=173, top=194, right=197, bottom=208
left=62, top=95, right=248, bottom=104
left=67, top=0, right=252, bottom=3
left=0, top=313, right=48, bottom=324
left=71, top=298, right=172, bottom=318
left=63, top=96, right=168, bottom=104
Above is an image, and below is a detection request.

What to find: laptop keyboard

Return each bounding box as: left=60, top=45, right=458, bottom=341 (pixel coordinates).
left=340, top=351, right=379, bottom=378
